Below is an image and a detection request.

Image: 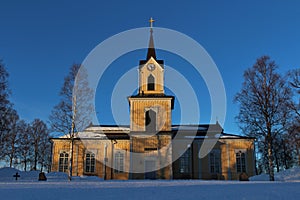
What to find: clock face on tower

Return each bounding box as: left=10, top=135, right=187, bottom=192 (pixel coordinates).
left=147, top=64, right=155, bottom=71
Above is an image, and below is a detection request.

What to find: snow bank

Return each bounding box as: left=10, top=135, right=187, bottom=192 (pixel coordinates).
left=0, top=167, right=104, bottom=182
left=0, top=167, right=40, bottom=182
left=2, top=166, right=300, bottom=182
left=72, top=175, right=104, bottom=181
left=249, top=167, right=300, bottom=181
left=46, top=172, right=104, bottom=182
left=276, top=167, right=300, bottom=181
left=0, top=167, right=21, bottom=181
left=46, top=172, right=69, bottom=182
left=249, top=173, right=269, bottom=181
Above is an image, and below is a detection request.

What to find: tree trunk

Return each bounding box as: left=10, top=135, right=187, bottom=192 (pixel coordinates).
left=10, top=141, right=15, bottom=168
left=40, top=163, right=43, bottom=172
left=69, top=95, right=76, bottom=181
left=24, top=158, right=27, bottom=171
left=274, top=150, right=280, bottom=173
left=282, top=140, right=289, bottom=169
left=69, top=137, right=74, bottom=181
left=9, top=157, right=13, bottom=168
left=34, top=152, right=38, bottom=170
left=268, top=138, right=275, bottom=181
left=296, top=146, right=300, bottom=166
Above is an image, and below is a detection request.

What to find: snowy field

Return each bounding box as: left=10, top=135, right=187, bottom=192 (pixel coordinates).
left=0, top=167, right=300, bottom=200
left=1, top=180, right=300, bottom=200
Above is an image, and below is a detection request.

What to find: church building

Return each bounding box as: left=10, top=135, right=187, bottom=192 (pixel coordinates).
left=50, top=20, right=255, bottom=180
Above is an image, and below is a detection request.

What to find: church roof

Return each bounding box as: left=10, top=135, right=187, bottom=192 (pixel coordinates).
left=171, top=124, right=223, bottom=132
left=51, top=123, right=254, bottom=140
left=139, top=27, right=164, bottom=66
left=84, top=125, right=130, bottom=132
left=147, top=28, right=156, bottom=60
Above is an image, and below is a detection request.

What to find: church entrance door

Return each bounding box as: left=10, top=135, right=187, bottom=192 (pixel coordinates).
left=145, top=160, right=156, bottom=179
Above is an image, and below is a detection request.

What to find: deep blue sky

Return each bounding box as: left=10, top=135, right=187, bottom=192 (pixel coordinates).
left=0, top=0, right=299, bottom=134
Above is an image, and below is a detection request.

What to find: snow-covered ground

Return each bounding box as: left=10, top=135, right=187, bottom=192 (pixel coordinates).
left=249, top=167, right=300, bottom=181
left=0, top=167, right=300, bottom=200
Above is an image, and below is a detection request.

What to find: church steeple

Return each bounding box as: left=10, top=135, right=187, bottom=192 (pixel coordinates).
left=128, top=18, right=174, bottom=132
left=146, top=17, right=156, bottom=60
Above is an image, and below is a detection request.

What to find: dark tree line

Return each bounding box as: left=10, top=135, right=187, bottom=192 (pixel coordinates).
left=235, top=56, right=300, bottom=181
left=0, top=60, right=51, bottom=171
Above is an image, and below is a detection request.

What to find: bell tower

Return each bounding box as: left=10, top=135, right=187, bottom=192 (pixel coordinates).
left=128, top=18, right=174, bottom=132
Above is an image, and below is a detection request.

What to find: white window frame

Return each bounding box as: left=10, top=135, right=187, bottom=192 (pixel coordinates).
left=114, top=150, right=125, bottom=173
left=84, top=151, right=96, bottom=173
left=209, top=149, right=221, bottom=174
left=235, top=149, right=247, bottom=173
left=179, top=146, right=191, bottom=174
left=58, top=150, right=69, bottom=172
left=144, top=107, right=160, bottom=131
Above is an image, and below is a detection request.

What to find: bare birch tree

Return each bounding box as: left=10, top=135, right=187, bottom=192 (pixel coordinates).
left=17, top=120, right=32, bottom=171
left=0, top=61, right=12, bottom=160
left=3, top=108, right=19, bottom=167
left=287, top=68, right=300, bottom=165
left=49, top=64, right=93, bottom=180
left=0, top=61, right=20, bottom=167
left=235, top=56, right=293, bottom=181
left=29, top=119, right=49, bottom=170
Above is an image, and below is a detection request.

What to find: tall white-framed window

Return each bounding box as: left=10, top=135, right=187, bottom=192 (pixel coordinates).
left=58, top=151, right=69, bottom=172
left=85, top=152, right=96, bottom=173
left=235, top=150, right=247, bottom=173
left=209, top=149, right=221, bottom=174
left=114, top=150, right=125, bottom=173
left=179, top=147, right=191, bottom=173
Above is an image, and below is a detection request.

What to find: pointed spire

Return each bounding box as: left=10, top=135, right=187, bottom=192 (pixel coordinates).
left=146, top=17, right=156, bottom=60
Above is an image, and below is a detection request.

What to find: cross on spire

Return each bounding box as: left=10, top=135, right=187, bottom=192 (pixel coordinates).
left=147, top=17, right=156, bottom=60
left=149, top=17, right=155, bottom=28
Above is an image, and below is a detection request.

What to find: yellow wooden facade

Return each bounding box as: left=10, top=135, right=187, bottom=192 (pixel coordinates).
left=51, top=133, right=255, bottom=180
left=50, top=26, right=256, bottom=180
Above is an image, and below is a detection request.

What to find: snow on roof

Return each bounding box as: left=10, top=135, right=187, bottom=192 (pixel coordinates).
left=55, top=124, right=252, bottom=140
left=77, top=131, right=107, bottom=138
left=184, top=134, right=246, bottom=139
left=57, top=125, right=130, bottom=139
left=219, top=135, right=241, bottom=139
left=172, top=125, right=208, bottom=131
left=184, top=136, right=208, bottom=139
left=85, top=126, right=130, bottom=132
left=59, top=132, right=107, bottom=139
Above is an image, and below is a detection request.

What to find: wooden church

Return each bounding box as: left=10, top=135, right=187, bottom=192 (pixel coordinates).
left=50, top=20, right=255, bottom=180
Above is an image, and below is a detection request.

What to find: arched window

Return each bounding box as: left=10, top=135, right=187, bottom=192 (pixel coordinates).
left=58, top=151, right=69, bottom=172
left=114, top=150, right=125, bottom=173
left=145, top=109, right=156, bottom=132
left=85, top=152, right=95, bottom=173
left=179, top=147, right=191, bottom=174
left=147, top=74, right=155, bottom=91
left=209, top=149, right=221, bottom=174
left=236, top=151, right=246, bottom=173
